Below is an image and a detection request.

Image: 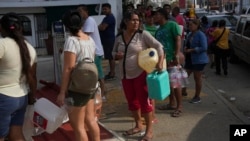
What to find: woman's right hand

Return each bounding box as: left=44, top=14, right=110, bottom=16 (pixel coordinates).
left=56, top=92, right=66, bottom=106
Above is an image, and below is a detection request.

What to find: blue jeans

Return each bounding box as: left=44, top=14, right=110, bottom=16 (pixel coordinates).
left=0, top=94, right=27, bottom=138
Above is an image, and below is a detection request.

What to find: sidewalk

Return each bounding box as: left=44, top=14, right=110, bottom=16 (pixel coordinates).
left=99, top=60, right=250, bottom=141
left=37, top=56, right=249, bottom=141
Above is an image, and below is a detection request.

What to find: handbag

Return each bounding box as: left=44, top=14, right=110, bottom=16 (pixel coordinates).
left=210, top=28, right=226, bottom=53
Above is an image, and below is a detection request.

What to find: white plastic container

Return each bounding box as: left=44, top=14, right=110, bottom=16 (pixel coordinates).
left=138, top=48, right=159, bottom=73
left=33, top=98, right=68, bottom=134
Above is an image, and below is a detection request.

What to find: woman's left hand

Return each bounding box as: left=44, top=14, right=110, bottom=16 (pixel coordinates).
left=156, top=62, right=163, bottom=72
left=184, top=48, right=194, bottom=53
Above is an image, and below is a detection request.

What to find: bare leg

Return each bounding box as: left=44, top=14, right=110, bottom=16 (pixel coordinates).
left=169, top=90, right=176, bottom=108
left=109, top=59, right=115, bottom=76
left=193, top=71, right=202, bottom=98
left=8, top=125, right=25, bottom=141
left=174, top=87, right=183, bottom=111
left=142, top=112, right=153, bottom=138
left=131, top=110, right=144, bottom=129
left=68, top=106, right=88, bottom=141
left=0, top=138, right=3, bottom=141
left=85, top=99, right=100, bottom=141
left=151, top=100, right=157, bottom=123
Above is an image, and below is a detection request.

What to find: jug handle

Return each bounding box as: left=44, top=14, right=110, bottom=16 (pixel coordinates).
left=153, top=70, right=163, bottom=75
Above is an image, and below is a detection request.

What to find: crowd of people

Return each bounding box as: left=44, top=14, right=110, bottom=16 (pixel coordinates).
left=0, top=3, right=231, bottom=141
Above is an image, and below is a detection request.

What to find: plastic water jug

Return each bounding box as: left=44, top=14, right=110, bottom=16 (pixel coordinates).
left=146, top=71, right=170, bottom=100
left=138, top=48, right=159, bottom=73
left=33, top=98, right=68, bottom=134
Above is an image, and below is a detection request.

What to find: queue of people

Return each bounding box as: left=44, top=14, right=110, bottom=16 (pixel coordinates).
left=0, top=2, right=232, bottom=141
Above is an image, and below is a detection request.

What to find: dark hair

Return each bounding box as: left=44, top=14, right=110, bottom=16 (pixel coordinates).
left=172, top=7, right=180, bottom=13
left=0, top=12, right=31, bottom=78
left=201, top=16, right=208, bottom=24
left=122, top=10, right=140, bottom=30
left=77, top=4, right=88, bottom=13
left=62, top=10, right=83, bottom=36
left=163, top=4, right=171, bottom=9
left=156, top=8, right=168, bottom=19
left=136, top=4, right=142, bottom=8
left=102, top=3, right=111, bottom=9
left=211, top=20, right=218, bottom=27
left=219, top=19, right=226, bottom=27
left=126, top=3, right=134, bottom=10
left=147, top=5, right=153, bottom=9
left=190, top=19, right=201, bottom=28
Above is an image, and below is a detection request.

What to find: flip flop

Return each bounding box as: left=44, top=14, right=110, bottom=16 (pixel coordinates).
left=139, top=136, right=153, bottom=141
left=171, top=110, right=182, bottom=117
left=123, top=127, right=143, bottom=136
left=157, top=104, right=175, bottom=110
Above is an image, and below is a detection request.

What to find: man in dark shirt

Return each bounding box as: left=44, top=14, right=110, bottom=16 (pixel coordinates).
left=99, top=3, right=116, bottom=80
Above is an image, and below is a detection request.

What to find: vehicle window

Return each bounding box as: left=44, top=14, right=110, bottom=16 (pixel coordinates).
left=243, top=21, right=250, bottom=38
left=227, top=16, right=238, bottom=26
left=196, top=12, right=207, bottom=18
left=247, top=8, right=250, bottom=14
left=208, top=16, right=236, bottom=27
left=20, top=16, right=32, bottom=36
left=236, top=18, right=247, bottom=34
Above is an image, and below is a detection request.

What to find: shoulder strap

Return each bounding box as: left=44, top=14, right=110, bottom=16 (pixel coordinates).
left=215, top=28, right=226, bottom=43
left=122, top=30, right=139, bottom=79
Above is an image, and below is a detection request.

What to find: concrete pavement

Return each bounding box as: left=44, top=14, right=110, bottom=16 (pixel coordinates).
left=37, top=55, right=250, bottom=141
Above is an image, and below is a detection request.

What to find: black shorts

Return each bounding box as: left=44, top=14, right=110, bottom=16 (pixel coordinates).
left=184, top=63, right=207, bottom=71
left=102, top=40, right=115, bottom=60
left=66, top=91, right=95, bottom=107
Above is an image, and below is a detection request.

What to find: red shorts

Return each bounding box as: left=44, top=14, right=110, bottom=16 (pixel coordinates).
left=122, top=72, right=153, bottom=114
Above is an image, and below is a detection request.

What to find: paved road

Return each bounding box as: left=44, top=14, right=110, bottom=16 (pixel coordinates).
left=204, top=61, right=250, bottom=119
left=36, top=56, right=250, bottom=141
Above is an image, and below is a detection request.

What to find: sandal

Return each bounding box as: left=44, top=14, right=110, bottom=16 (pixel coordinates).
left=104, top=74, right=116, bottom=81
left=152, top=118, right=158, bottom=124
left=171, top=110, right=182, bottom=117
left=139, top=136, right=153, bottom=141
left=123, top=127, right=143, bottom=136
left=182, top=92, right=188, bottom=96
left=157, top=104, right=175, bottom=110
left=104, top=72, right=116, bottom=81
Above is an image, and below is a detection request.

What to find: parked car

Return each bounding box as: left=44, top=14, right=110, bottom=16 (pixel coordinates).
left=200, top=14, right=239, bottom=31
left=229, top=15, right=250, bottom=64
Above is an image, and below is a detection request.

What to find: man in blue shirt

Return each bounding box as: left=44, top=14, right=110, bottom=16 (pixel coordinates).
left=99, top=3, right=116, bottom=80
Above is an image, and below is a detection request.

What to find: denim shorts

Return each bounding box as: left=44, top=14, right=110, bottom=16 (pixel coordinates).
left=95, top=55, right=104, bottom=79
left=0, top=93, right=28, bottom=138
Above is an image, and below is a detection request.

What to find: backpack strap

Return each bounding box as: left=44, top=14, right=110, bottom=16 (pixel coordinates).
left=74, top=37, right=94, bottom=63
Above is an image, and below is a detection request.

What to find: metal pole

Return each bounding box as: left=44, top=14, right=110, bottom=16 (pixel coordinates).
left=239, top=0, right=243, bottom=14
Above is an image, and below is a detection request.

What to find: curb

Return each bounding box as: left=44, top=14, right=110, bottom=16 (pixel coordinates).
left=98, top=122, right=125, bottom=141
